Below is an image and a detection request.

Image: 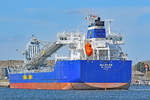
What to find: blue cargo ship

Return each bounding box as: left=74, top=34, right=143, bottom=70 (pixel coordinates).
left=9, top=15, right=132, bottom=90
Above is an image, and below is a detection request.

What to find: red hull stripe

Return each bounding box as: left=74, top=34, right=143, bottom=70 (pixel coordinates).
left=10, top=83, right=128, bottom=90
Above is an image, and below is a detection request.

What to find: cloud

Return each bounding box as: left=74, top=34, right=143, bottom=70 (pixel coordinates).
left=141, top=6, right=150, bottom=14
left=24, top=8, right=49, bottom=14
left=64, top=8, right=97, bottom=15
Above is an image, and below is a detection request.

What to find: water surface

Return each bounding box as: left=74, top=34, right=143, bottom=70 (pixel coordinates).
left=0, top=85, right=150, bottom=100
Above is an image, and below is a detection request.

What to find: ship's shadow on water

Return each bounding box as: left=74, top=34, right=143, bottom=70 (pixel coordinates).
left=0, top=85, right=150, bottom=100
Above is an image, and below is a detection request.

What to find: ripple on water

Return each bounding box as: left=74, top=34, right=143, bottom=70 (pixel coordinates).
left=0, top=86, right=150, bottom=100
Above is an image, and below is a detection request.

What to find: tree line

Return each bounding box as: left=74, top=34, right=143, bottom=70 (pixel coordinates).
left=135, top=62, right=149, bottom=73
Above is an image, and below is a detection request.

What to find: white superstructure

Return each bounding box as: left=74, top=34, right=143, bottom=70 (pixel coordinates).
left=21, top=15, right=128, bottom=70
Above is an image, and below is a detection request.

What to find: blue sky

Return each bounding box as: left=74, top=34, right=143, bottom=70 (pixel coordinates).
left=0, top=0, right=150, bottom=64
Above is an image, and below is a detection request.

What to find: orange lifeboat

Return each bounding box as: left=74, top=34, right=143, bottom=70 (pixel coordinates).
left=85, top=42, right=93, bottom=56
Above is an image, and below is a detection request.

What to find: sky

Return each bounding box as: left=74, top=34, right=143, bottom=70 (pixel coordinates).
left=0, top=0, right=150, bottom=64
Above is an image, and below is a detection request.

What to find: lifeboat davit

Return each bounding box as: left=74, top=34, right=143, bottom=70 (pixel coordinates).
left=85, top=42, right=93, bottom=56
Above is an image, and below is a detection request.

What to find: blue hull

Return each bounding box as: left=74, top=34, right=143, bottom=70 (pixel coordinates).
left=9, top=60, right=132, bottom=89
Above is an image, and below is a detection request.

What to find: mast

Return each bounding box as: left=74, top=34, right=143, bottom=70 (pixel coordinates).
left=107, top=19, right=112, bottom=34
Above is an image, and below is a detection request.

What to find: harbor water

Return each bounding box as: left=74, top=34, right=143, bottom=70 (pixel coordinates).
left=0, top=85, right=150, bottom=100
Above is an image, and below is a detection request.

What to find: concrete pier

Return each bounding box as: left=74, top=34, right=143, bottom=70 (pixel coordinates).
left=0, top=80, right=9, bottom=87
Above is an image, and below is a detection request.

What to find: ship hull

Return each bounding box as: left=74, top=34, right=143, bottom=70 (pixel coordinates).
left=9, top=60, right=132, bottom=90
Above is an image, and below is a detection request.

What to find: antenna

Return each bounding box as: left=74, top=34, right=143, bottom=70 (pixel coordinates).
left=32, top=34, right=35, bottom=38
left=105, top=19, right=114, bottom=34
left=85, top=14, right=97, bottom=25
